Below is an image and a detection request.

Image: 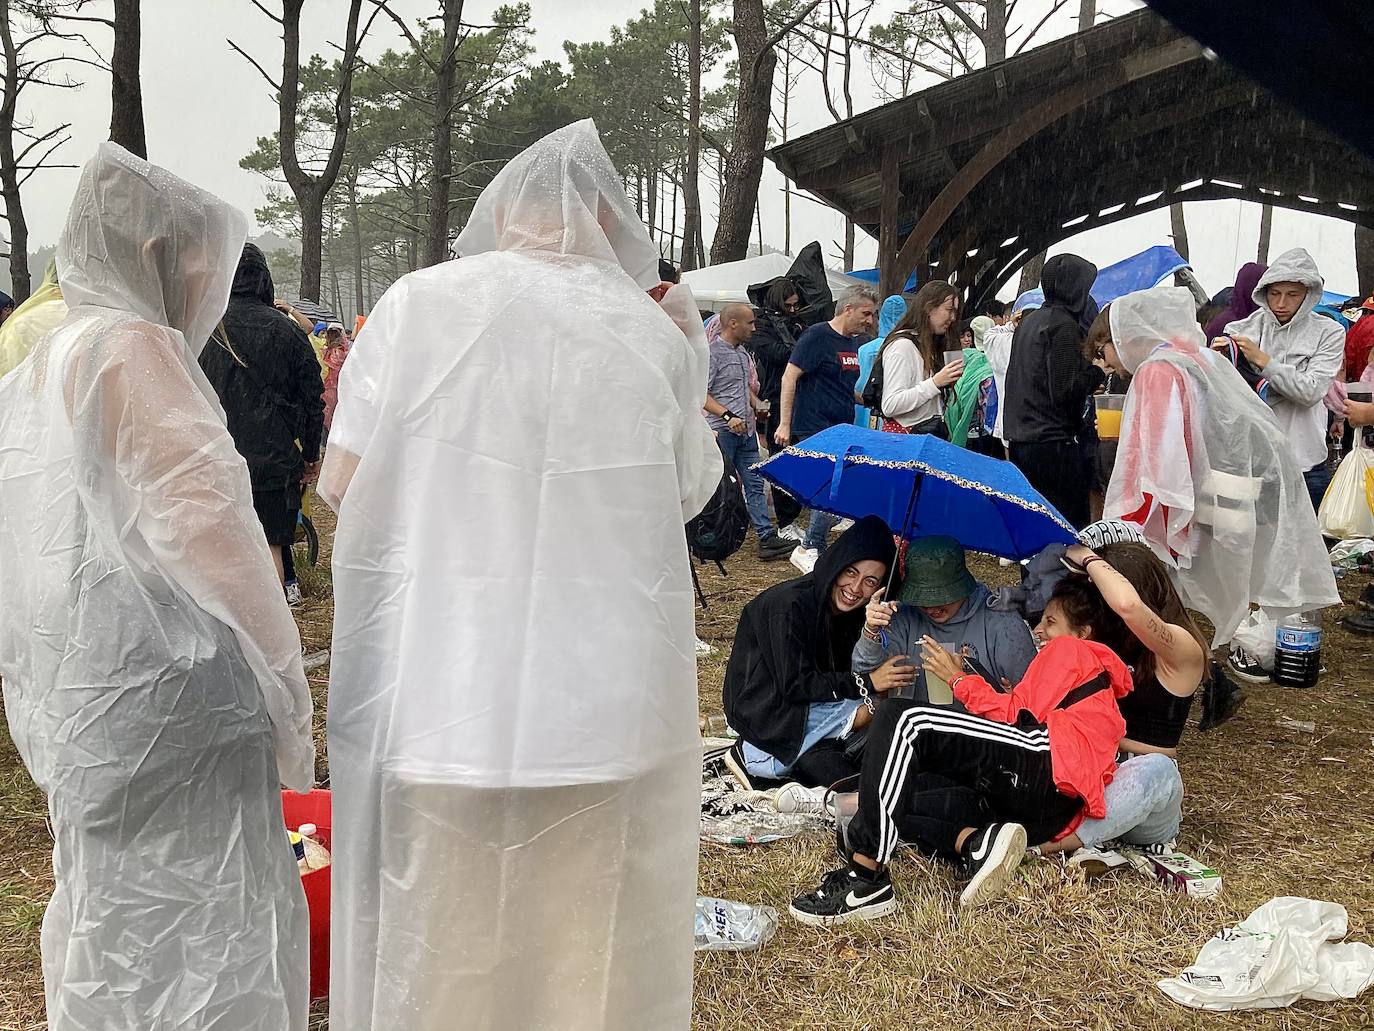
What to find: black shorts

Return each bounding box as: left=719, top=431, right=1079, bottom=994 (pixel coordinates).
left=253, top=484, right=301, bottom=547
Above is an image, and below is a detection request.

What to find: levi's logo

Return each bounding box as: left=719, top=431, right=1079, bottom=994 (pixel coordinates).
left=839, top=351, right=860, bottom=370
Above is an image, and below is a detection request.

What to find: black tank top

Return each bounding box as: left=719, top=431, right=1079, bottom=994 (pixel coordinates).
left=1118, top=675, right=1194, bottom=749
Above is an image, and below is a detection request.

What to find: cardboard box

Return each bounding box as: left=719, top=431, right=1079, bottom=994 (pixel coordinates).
left=1141, top=851, right=1222, bottom=898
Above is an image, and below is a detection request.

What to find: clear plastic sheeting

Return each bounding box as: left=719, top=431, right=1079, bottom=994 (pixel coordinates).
left=0, top=143, right=312, bottom=1029
left=322, top=120, right=719, bottom=1031
left=694, top=897, right=780, bottom=952
left=0, top=260, right=66, bottom=377
left=1104, top=286, right=1339, bottom=645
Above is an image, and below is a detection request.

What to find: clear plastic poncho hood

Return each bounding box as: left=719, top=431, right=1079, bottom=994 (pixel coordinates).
left=323, top=121, right=719, bottom=1029
left=0, top=142, right=311, bottom=1029
left=1105, top=285, right=1339, bottom=644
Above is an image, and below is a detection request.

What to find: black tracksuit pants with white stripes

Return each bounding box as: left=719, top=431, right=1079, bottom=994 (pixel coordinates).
left=847, top=699, right=1082, bottom=864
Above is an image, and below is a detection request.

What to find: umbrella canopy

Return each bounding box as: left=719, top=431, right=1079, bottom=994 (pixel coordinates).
left=290, top=298, right=341, bottom=324
left=754, top=424, right=1075, bottom=560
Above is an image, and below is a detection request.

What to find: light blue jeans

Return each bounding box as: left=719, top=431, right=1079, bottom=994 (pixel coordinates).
left=1075, top=752, right=1183, bottom=848
left=742, top=699, right=861, bottom=778
left=803, top=510, right=839, bottom=552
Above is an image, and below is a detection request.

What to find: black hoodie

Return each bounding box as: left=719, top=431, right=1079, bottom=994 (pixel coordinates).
left=1004, top=254, right=1106, bottom=444
left=723, top=516, right=895, bottom=765
left=744, top=241, right=837, bottom=410
left=199, top=243, right=325, bottom=492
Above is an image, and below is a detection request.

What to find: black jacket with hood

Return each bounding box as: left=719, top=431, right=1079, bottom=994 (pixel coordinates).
left=745, top=241, right=837, bottom=409
left=1004, top=254, right=1106, bottom=444
left=199, top=243, right=325, bottom=493
left=723, top=516, right=894, bottom=765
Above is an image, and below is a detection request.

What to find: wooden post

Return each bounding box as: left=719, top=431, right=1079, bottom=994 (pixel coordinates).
left=878, top=144, right=904, bottom=297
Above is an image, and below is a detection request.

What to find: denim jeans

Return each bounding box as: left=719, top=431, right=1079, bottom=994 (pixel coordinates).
left=741, top=699, right=861, bottom=778
left=1304, top=461, right=1332, bottom=514
left=804, top=510, right=839, bottom=552
left=1074, top=752, right=1183, bottom=848
left=715, top=429, right=773, bottom=538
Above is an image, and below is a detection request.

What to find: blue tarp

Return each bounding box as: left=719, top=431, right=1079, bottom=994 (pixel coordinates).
left=1013, top=245, right=1191, bottom=313
left=847, top=267, right=919, bottom=293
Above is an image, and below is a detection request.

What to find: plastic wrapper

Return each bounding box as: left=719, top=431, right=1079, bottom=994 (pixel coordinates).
left=321, top=121, right=719, bottom=1030
left=0, top=143, right=311, bottom=1030
left=694, top=897, right=780, bottom=952
left=1317, top=443, right=1374, bottom=541
left=1159, top=897, right=1374, bottom=1010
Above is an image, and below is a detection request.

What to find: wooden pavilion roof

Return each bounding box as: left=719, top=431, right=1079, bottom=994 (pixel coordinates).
left=768, top=9, right=1374, bottom=302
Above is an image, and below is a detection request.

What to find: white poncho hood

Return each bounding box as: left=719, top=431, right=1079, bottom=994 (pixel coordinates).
left=1105, top=285, right=1339, bottom=644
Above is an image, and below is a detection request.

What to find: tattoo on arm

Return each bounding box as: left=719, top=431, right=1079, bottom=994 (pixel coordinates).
left=1145, top=614, right=1175, bottom=645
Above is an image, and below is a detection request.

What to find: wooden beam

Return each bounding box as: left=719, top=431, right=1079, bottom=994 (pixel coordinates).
left=878, top=143, right=905, bottom=298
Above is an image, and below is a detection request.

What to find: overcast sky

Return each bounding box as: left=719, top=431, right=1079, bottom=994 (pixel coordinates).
left=16, top=0, right=1361, bottom=299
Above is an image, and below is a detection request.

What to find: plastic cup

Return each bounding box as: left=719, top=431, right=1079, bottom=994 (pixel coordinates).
left=1095, top=393, right=1126, bottom=440
left=943, top=349, right=964, bottom=368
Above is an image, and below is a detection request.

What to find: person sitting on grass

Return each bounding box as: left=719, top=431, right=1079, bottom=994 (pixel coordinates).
left=1026, top=540, right=1208, bottom=870
left=722, top=516, right=918, bottom=790
left=790, top=631, right=1131, bottom=925
left=854, top=535, right=1037, bottom=702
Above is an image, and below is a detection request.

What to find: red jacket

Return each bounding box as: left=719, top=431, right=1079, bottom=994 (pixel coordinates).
left=955, top=637, right=1132, bottom=834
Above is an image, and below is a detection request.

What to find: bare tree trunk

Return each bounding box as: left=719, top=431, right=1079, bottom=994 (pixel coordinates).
left=1170, top=202, right=1189, bottom=261
left=0, top=0, right=30, bottom=301
left=1356, top=224, right=1374, bottom=299
left=680, top=0, right=703, bottom=270
left=843, top=219, right=854, bottom=270
left=984, top=0, right=1007, bottom=63
left=274, top=0, right=363, bottom=299
left=1017, top=251, right=1045, bottom=295
left=422, top=0, right=463, bottom=267
left=1077, top=0, right=1095, bottom=30
left=755, top=200, right=763, bottom=255
left=711, top=0, right=775, bottom=264
left=109, top=0, right=146, bottom=158
left=349, top=167, right=364, bottom=314
left=1257, top=204, right=1273, bottom=264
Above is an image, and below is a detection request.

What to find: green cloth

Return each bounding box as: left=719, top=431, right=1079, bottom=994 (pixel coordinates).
left=943, top=346, right=992, bottom=447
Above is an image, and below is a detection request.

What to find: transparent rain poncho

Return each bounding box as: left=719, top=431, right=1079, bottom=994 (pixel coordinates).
left=0, top=143, right=313, bottom=1030
left=319, top=120, right=719, bottom=1031
left=1103, top=285, right=1339, bottom=645
left=0, top=260, right=66, bottom=376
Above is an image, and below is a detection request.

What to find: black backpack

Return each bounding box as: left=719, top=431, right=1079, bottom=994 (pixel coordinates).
left=686, top=468, right=750, bottom=563
left=861, top=334, right=912, bottom=415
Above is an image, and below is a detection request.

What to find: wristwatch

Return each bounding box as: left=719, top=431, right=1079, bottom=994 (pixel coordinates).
left=721, top=409, right=737, bottom=422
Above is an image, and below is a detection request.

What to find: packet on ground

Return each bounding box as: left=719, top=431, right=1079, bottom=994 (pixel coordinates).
left=694, top=897, right=779, bottom=952
left=1127, top=850, right=1222, bottom=898
left=1159, top=897, right=1374, bottom=1010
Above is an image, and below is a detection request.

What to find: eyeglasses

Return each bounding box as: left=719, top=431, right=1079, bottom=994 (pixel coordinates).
left=783, top=300, right=801, bottom=312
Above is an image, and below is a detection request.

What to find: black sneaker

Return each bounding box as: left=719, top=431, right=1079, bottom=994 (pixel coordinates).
left=723, top=741, right=753, bottom=791
left=1226, top=645, right=1271, bottom=684
left=1359, top=585, right=1374, bottom=611
left=789, top=863, right=897, bottom=927
left=1199, top=661, right=1246, bottom=731
left=1341, top=608, right=1374, bottom=636
left=758, top=532, right=795, bottom=562
left=957, top=823, right=1027, bottom=908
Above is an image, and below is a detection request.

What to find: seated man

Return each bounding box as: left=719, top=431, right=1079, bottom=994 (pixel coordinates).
left=722, top=516, right=916, bottom=790
left=854, top=536, right=1037, bottom=699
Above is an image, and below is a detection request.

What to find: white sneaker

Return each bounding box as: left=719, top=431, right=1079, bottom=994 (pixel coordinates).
left=778, top=521, right=805, bottom=542
left=774, top=782, right=831, bottom=818
left=1067, top=846, right=1130, bottom=877
left=284, top=581, right=303, bottom=607
left=832, top=518, right=854, bottom=534
left=695, top=636, right=715, bottom=656
left=790, top=546, right=818, bottom=575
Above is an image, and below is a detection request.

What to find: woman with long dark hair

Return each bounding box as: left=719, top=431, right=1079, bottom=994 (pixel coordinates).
left=875, top=281, right=963, bottom=435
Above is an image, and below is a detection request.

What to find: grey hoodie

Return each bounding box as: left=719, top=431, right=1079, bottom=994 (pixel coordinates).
left=1224, top=247, right=1345, bottom=469
left=852, top=582, right=1037, bottom=702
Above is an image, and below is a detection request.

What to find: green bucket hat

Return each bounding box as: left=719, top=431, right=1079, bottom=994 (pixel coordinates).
left=896, top=535, right=976, bottom=608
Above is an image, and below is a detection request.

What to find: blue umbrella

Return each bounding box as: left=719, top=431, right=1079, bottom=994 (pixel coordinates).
left=754, top=424, right=1075, bottom=561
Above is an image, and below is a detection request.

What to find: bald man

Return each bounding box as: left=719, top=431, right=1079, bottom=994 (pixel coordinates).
left=704, top=302, right=794, bottom=560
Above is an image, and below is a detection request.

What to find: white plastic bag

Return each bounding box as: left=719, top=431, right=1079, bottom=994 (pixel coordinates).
left=1158, top=897, right=1374, bottom=1010
left=1318, top=443, right=1374, bottom=540
left=1232, top=610, right=1277, bottom=669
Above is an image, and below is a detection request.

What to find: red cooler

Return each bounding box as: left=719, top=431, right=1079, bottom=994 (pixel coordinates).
left=281, top=789, right=332, bottom=999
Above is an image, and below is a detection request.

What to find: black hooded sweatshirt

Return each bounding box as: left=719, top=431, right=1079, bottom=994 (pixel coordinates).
left=1003, top=254, right=1106, bottom=444
left=723, top=516, right=895, bottom=765
left=745, top=242, right=837, bottom=410
left=199, top=243, right=325, bottom=493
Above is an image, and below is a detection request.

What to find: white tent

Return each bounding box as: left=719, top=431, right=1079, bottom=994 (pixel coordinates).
left=681, top=252, right=866, bottom=313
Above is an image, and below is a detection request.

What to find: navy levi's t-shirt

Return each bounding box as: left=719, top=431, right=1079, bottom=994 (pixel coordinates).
left=790, top=322, right=861, bottom=438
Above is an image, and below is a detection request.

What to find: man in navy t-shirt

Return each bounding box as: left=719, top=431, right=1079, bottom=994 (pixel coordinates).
left=775, top=285, right=878, bottom=567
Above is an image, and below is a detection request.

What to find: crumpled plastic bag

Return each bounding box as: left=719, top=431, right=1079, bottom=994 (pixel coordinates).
left=694, top=897, right=779, bottom=952
left=1329, top=537, right=1374, bottom=570
left=1158, top=897, right=1374, bottom=1010
left=1232, top=610, right=1277, bottom=669
left=1318, top=444, right=1374, bottom=541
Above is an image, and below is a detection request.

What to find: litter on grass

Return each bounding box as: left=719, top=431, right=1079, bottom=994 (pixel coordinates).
left=694, top=897, right=779, bottom=952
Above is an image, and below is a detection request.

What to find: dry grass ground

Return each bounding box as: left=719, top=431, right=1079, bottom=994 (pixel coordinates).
left=2, top=511, right=1373, bottom=1030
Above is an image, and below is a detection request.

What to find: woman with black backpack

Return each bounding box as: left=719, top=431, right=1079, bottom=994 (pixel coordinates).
left=863, top=281, right=964, bottom=437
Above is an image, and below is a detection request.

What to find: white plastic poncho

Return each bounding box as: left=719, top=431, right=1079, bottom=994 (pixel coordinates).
left=320, top=120, right=719, bottom=1031
left=0, top=143, right=313, bottom=1030
left=1104, top=286, right=1339, bottom=645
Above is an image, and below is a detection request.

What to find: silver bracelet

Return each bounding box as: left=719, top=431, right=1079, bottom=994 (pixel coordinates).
left=854, top=674, right=876, bottom=715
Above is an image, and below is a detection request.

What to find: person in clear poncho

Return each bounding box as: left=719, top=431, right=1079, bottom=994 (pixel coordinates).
left=318, top=120, right=719, bottom=1031
left=1102, top=285, right=1339, bottom=647
left=0, top=259, right=67, bottom=376
left=0, top=143, right=313, bottom=1030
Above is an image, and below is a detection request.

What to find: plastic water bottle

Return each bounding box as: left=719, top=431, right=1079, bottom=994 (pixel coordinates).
left=1272, top=613, right=1321, bottom=689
